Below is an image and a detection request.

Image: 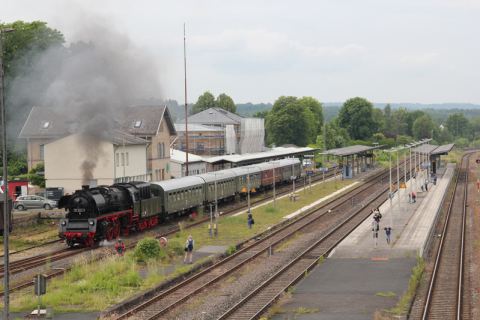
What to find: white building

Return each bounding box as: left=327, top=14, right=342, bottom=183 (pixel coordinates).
left=44, top=130, right=150, bottom=194
left=169, top=149, right=207, bottom=178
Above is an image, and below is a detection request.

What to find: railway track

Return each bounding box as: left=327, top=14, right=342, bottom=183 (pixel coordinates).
left=0, top=168, right=344, bottom=298
left=419, top=153, right=470, bottom=319
left=0, top=170, right=337, bottom=280
left=114, top=157, right=417, bottom=320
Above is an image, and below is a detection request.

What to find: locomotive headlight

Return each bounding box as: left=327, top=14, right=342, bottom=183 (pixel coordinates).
left=89, top=220, right=95, bottom=226
left=61, top=221, right=66, bottom=226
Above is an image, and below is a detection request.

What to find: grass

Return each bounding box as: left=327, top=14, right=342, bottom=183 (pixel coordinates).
left=166, top=179, right=355, bottom=253
left=0, top=219, right=59, bottom=252
left=294, top=307, right=319, bottom=315
left=225, top=276, right=236, bottom=285
left=376, top=292, right=396, bottom=297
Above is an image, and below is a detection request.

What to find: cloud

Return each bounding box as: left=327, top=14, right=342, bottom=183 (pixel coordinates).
left=192, top=29, right=365, bottom=74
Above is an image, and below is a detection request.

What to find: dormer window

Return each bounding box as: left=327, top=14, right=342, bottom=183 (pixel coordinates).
left=42, top=122, right=50, bottom=129
left=134, top=120, right=142, bottom=128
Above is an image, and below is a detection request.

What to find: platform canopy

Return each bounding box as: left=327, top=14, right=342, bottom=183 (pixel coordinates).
left=323, top=144, right=386, bottom=157
left=411, top=143, right=455, bottom=156
left=204, top=146, right=319, bottom=166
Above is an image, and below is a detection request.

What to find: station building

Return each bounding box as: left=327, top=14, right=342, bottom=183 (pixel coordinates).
left=19, top=105, right=176, bottom=186
left=43, top=130, right=150, bottom=194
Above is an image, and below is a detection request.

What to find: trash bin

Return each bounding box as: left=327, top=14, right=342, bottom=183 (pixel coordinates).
left=46, top=306, right=54, bottom=319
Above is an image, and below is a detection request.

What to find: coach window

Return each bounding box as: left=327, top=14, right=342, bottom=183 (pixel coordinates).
left=181, top=191, right=185, bottom=199
left=168, top=193, right=172, bottom=201
left=188, top=190, right=192, bottom=197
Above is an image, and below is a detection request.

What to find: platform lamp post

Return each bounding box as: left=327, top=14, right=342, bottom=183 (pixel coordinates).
left=1, top=27, right=14, bottom=320
left=207, top=171, right=223, bottom=236
left=304, top=155, right=314, bottom=193
left=396, top=146, right=405, bottom=219
left=290, top=158, right=299, bottom=196
left=269, top=161, right=280, bottom=207
left=383, top=148, right=396, bottom=229
left=373, top=143, right=379, bottom=169
left=242, top=167, right=256, bottom=214
left=403, top=145, right=408, bottom=211
left=318, top=152, right=328, bottom=188
left=413, top=142, right=420, bottom=193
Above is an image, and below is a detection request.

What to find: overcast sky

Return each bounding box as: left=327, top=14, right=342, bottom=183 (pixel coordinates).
left=3, top=0, right=480, bottom=105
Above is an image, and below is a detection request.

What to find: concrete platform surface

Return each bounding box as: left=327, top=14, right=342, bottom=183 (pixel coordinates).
left=0, top=310, right=100, bottom=320
left=330, top=163, right=454, bottom=259
left=271, top=258, right=417, bottom=320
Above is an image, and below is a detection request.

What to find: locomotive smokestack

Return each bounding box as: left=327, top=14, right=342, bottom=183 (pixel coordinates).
left=82, top=185, right=90, bottom=191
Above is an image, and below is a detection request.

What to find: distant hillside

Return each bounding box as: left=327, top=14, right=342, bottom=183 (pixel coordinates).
left=236, top=103, right=273, bottom=117
left=324, top=102, right=480, bottom=110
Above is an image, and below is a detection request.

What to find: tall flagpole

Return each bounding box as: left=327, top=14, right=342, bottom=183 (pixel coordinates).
left=184, top=23, right=189, bottom=176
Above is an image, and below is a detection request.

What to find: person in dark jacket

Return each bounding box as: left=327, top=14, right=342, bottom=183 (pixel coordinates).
left=247, top=212, right=253, bottom=229
left=384, top=225, right=392, bottom=244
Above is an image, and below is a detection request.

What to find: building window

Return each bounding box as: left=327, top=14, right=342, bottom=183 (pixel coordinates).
left=40, top=145, right=44, bottom=160
left=181, top=143, right=186, bottom=150
left=162, top=168, right=165, bottom=180
left=163, top=143, right=166, bottom=158
left=116, top=153, right=119, bottom=166
left=121, top=153, right=124, bottom=166
left=126, top=152, right=129, bottom=166
left=42, top=122, right=50, bottom=129
left=134, top=120, right=142, bottom=128
left=197, top=142, right=204, bottom=150
left=89, top=180, right=98, bottom=188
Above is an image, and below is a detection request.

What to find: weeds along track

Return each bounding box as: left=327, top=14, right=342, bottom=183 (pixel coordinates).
left=0, top=170, right=340, bottom=289
left=419, top=153, right=470, bottom=320
left=115, top=157, right=416, bottom=320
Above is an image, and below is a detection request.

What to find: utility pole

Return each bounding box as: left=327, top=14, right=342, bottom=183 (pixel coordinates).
left=1, top=27, right=14, bottom=320
left=122, top=130, right=126, bottom=182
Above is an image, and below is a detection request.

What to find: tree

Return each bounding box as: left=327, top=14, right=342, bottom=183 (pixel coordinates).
left=298, top=97, right=324, bottom=137
left=0, top=20, right=65, bottom=80
left=215, top=93, right=237, bottom=114
left=392, top=107, right=408, bottom=136
left=190, top=91, right=215, bottom=115
left=338, top=97, right=377, bottom=140
left=27, top=162, right=45, bottom=188
left=316, top=122, right=336, bottom=151
left=445, top=113, right=470, bottom=138
left=383, top=104, right=393, bottom=132
left=405, top=110, right=425, bottom=136
left=373, top=108, right=385, bottom=132
left=438, top=127, right=454, bottom=144
left=412, top=115, right=435, bottom=140
left=266, top=96, right=315, bottom=147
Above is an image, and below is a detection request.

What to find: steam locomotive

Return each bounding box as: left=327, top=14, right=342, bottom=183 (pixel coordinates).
left=58, top=182, right=161, bottom=247
left=58, top=159, right=302, bottom=247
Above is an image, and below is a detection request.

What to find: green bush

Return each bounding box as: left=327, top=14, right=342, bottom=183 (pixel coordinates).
left=265, top=206, right=279, bottom=213
left=134, top=237, right=163, bottom=262
left=169, top=241, right=185, bottom=257
left=225, top=245, right=237, bottom=256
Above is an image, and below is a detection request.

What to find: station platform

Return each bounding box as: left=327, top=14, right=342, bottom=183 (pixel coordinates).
left=330, top=162, right=455, bottom=259
left=273, top=163, right=456, bottom=319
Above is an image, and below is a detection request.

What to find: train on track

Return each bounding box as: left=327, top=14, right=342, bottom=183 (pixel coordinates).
left=58, top=159, right=302, bottom=247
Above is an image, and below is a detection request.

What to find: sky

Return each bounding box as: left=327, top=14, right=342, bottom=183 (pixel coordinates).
left=3, top=0, right=480, bottom=105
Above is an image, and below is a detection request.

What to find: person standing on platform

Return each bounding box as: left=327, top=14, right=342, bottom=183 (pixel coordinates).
left=247, top=212, right=253, bottom=229
left=384, top=225, right=392, bottom=244
left=412, top=192, right=416, bottom=203
left=424, top=179, right=428, bottom=192
left=372, top=220, right=379, bottom=248
left=434, top=174, right=437, bottom=185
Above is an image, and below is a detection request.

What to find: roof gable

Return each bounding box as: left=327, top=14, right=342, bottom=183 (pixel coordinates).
left=116, top=105, right=176, bottom=136
left=19, top=105, right=177, bottom=139
left=19, top=107, right=77, bottom=138
left=179, top=107, right=243, bottom=126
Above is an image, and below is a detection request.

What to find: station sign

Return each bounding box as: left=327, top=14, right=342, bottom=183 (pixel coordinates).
left=306, top=171, right=315, bottom=174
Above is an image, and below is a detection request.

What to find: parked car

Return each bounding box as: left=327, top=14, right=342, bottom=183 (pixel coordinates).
left=14, top=196, right=58, bottom=211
